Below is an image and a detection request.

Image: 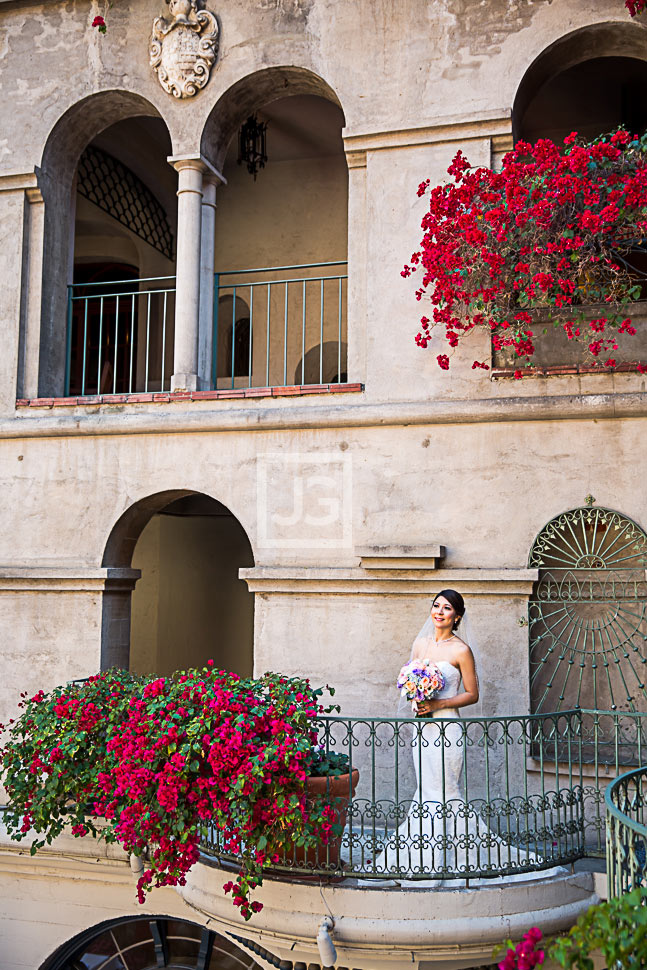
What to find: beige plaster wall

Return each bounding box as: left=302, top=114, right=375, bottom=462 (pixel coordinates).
left=0, top=0, right=645, bottom=959
left=215, top=154, right=348, bottom=272
left=0, top=414, right=643, bottom=727
left=0, top=0, right=635, bottom=170
left=130, top=511, right=254, bottom=677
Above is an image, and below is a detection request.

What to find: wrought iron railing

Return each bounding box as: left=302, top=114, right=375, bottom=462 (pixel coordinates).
left=201, top=710, right=585, bottom=882
left=213, top=262, right=348, bottom=389
left=606, top=765, right=647, bottom=897
left=65, top=276, right=175, bottom=396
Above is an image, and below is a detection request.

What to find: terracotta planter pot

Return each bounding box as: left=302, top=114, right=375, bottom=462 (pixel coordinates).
left=281, top=768, right=360, bottom=872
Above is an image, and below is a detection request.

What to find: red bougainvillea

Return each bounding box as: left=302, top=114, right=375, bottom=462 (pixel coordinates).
left=1, top=667, right=341, bottom=920
left=404, top=130, right=647, bottom=375
left=626, top=0, right=646, bottom=16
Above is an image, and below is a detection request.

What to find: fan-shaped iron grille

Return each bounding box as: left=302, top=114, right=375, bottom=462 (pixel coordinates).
left=77, top=145, right=173, bottom=259
left=528, top=505, right=647, bottom=714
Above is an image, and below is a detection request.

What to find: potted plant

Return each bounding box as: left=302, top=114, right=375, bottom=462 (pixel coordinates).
left=404, top=129, right=647, bottom=377
left=0, top=665, right=346, bottom=921
left=278, top=747, right=359, bottom=871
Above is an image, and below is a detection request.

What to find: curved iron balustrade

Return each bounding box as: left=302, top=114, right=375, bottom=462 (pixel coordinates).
left=201, top=710, right=586, bottom=882
left=529, top=505, right=647, bottom=715
left=606, top=765, right=647, bottom=898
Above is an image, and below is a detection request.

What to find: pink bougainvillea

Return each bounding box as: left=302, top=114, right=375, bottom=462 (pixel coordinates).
left=1, top=667, right=341, bottom=920
left=626, top=0, right=646, bottom=16
left=498, top=927, right=545, bottom=970
left=405, top=130, right=647, bottom=375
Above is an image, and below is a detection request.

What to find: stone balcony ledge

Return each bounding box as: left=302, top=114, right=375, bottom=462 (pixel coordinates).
left=180, top=855, right=598, bottom=970
left=2, top=389, right=647, bottom=441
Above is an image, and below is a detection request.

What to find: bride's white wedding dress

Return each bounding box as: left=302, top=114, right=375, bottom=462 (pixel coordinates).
left=371, top=660, right=566, bottom=886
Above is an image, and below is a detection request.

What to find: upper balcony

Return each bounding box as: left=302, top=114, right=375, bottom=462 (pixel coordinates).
left=13, top=88, right=357, bottom=414
left=59, top=261, right=348, bottom=406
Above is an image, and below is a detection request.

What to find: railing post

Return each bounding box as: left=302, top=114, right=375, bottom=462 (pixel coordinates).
left=64, top=284, right=73, bottom=395
left=168, top=154, right=225, bottom=392
left=212, top=273, right=220, bottom=389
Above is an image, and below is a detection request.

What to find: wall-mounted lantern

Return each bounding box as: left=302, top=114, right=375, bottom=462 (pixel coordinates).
left=237, top=114, right=268, bottom=180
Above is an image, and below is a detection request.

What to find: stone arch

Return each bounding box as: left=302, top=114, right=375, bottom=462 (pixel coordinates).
left=200, top=65, right=345, bottom=172
left=39, top=915, right=263, bottom=970
left=512, top=22, right=647, bottom=143
left=38, top=91, right=173, bottom=396
left=101, top=490, right=254, bottom=676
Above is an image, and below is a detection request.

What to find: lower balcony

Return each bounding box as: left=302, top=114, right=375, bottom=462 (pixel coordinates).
left=4, top=706, right=644, bottom=968
left=180, top=707, right=643, bottom=968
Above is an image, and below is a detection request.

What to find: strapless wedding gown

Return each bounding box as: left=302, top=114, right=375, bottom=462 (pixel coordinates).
left=371, top=660, right=564, bottom=885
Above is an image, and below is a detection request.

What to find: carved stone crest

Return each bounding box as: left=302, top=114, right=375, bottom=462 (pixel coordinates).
left=150, top=0, right=219, bottom=99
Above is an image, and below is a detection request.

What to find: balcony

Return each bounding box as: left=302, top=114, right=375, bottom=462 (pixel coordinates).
left=62, top=262, right=348, bottom=400
left=4, top=705, right=644, bottom=968
left=175, top=707, right=647, bottom=967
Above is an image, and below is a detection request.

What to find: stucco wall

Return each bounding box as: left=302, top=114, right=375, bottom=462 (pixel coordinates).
left=130, top=510, right=254, bottom=676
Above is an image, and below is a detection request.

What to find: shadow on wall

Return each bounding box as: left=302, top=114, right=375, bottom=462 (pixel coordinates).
left=101, top=491, right=254, bottom=678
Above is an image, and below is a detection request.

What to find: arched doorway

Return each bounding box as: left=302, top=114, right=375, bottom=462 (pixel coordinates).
left=39, top=92, right=174, bottom=396
left=102, top=491, right=254, bottom=677
left=40, top=916, right=263, bottom=970
left=202, top=70, right=348, bottom=389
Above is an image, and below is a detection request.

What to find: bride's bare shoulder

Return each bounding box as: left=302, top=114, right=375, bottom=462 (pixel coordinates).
left=452, top=637, right=473, bottom=657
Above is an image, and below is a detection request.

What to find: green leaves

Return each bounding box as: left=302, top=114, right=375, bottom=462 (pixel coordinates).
left=550, top=887, right=647, bottom=969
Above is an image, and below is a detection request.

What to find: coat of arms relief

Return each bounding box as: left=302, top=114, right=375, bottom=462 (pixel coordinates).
left=150, top=0, right=220, bottom=99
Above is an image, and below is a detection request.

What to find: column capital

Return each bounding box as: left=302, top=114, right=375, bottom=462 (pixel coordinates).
left=167, top=153, right=226, bottom=185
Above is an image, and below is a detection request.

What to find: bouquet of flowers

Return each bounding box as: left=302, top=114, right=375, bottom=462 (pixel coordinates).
left=396, top=658, right=445, bottom=703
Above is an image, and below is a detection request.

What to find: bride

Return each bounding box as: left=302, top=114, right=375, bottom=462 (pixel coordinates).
left=372, top=589, right=552, bottom=883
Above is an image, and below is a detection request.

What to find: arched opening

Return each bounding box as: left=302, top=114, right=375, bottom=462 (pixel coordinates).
left=39, top=92, right=174, bottom=396
left=513, top=23, right=647, bottom=144
left=101, top=491, right=254, bottom=677
left=40, top=915, right=263, bottom=970
left=294, top=339, right=348, bottom=384
left=216, top=294, right=251, bottom=379
left=203, top=69, right=348, bottom=389
left=499, top=27, right=647, bottom=372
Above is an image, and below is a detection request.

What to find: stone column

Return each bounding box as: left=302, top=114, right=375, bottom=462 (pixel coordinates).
left=198, top=174, right=219, bottom=389
left=21, top=186, right=45, bottom=399
left=168, top=154, right=224, bottom=392
left=0, top=175, right=36, bottom=411
left=345, top=149, right=367, bottom=386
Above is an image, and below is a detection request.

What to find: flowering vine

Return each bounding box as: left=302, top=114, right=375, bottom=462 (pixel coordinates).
left=626, top=0, right=646, bottom=15
left=0, top=666, right=342, bottom=920
left=405, top=130, right=647, bottom=377
left=496, top=886, right=647, bottom=968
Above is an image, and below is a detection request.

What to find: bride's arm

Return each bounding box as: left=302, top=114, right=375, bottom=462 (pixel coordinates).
left=417, top=644, right=479, bottom=714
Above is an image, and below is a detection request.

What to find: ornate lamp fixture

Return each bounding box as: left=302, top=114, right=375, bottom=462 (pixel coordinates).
left=238, top=114, right=268, bottom=180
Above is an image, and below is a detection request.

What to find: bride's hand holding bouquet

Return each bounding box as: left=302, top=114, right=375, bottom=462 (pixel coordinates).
left=396, top=658, right=445, bottom=716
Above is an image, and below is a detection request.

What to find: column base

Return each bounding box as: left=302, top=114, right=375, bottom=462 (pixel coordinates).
left=170, top=373, right=199, bottom=392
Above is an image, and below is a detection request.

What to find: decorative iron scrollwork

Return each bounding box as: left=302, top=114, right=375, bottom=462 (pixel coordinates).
left=528, top=505, right=647, bottom=714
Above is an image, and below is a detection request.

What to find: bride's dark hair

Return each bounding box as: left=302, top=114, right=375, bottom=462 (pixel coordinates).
left=432, top=588, right=465, bottom=630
